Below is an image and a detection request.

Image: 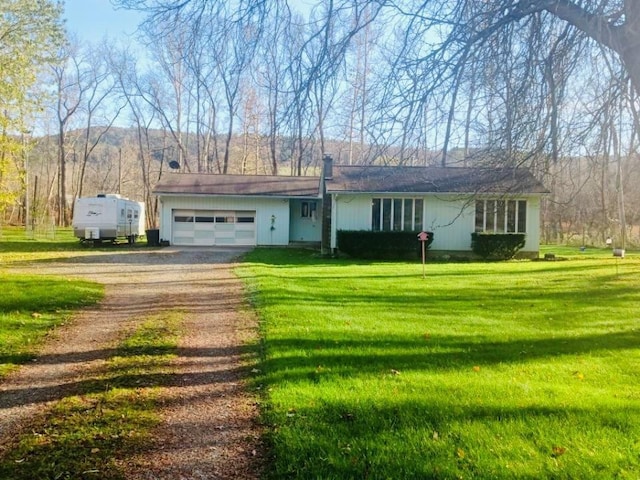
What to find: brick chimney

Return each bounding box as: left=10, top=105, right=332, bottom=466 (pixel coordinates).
left=321, top=154, right=333, bottom=255
left=323, top=154, right=333, bottom=179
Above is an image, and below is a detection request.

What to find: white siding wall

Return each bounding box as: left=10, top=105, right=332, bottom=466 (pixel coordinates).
left=330, top=195, right=372, bottom=247
left=425, top=196, right=476, bottom=251
left=159, top=195, right=290, bottom=245
left=523, top=196, right=541, bottom=253
left=330, top=193, right=543, bottom=253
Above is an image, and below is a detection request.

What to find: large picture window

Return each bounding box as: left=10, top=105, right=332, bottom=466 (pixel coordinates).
left=475, top=199, right=527, bottom=233
left=372, top=198, right=424, bottom=231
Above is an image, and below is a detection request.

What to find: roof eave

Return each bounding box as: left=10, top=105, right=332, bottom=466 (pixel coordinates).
left=154, top=191, right=322, bottom=199
left=325, top=189, right=546, bottom=196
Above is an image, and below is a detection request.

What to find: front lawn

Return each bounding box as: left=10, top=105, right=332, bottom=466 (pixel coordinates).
left=238, top=249, right=640, bottom=479
left=0, top=272, right=103, bottom=377
left=0, top=227, right=104, bottom=377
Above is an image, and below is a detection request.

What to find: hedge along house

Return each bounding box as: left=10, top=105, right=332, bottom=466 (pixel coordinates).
left=322, top=157, right=549, bottom=258
left=153, top=174, right=322, bottom=246
left=153, top=157, right=548, bottom=255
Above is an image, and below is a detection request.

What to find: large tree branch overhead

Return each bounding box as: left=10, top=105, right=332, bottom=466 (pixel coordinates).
left=520, top=0, right=640, bottom=91
left=538, top=0, right=623, bottom=51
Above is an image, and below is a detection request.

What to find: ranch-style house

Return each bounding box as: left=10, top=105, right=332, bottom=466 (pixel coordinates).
left=153, top=156, right=548, bottom=257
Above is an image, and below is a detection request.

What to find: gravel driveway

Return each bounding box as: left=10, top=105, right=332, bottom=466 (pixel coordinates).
left=0, top=246, right=263, bottom=479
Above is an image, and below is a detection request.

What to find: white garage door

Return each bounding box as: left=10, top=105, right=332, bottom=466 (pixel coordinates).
left=172, top=210, right=256, bottom=246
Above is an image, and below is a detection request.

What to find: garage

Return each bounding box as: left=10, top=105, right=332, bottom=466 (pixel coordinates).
left=172, top=209, right=256, bottom=246
left=155, top=173, right=323, bottom=246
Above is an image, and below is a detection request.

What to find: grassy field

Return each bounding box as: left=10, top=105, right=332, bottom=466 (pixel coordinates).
left=0, top=272, right=103, bottom=378
left=0, top=227, right=104, bottom=377
left=0, top=225, right=152, bottom=265
left=0, top=312, right=182, bottom=479
left=238, top=248, right=640, bottom=479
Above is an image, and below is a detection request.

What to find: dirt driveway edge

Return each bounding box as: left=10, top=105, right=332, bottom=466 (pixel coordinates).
left=0, top=247, right=264, bottom=479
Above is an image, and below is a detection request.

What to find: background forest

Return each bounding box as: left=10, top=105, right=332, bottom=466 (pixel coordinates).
left=2, top=0, right=640, bottom=247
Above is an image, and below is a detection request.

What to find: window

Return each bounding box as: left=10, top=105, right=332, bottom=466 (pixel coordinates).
left=371, top=198, right=424, bottom=232
left=237, top=216, right=255, bottom=223
left=393, top=199, right=402, bottom=231
left=195, top=216, right=215, bottom=223
left=403, top=199, right=412, bottom=230
left=301, top=201, right=317, bottom=219
left=475, top=199, right=527, bottom=233
left=414, top=199, right=423, bottom=228
left=517, top=201, right=527, bottom=232
left=174, top=216, right=194, bottom=223
left=372, top=199, right=381, bottom=231
left=382, top=199, right=392, bottom=230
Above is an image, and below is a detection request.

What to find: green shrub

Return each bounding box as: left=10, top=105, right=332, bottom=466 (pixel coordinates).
left=337, top=230, right=434, bottom=259
left=471, top=232, right=525, bottom=260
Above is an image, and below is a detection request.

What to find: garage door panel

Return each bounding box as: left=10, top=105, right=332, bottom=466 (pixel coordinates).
left=215, top=224, right=234, bottom=233
left=194, top=230, right=214, bottom=239
left=173, top=235, right=194, bottom=245
left=171, top=209, right=255, bottom=246
left=235, top=230, right=255, bottom=239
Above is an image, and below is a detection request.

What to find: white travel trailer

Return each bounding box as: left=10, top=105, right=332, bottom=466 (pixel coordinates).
left=72, top=194, right=146, bottom=244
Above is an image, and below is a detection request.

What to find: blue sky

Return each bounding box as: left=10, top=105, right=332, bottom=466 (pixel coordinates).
left=64, top=0, right=144, bottom=43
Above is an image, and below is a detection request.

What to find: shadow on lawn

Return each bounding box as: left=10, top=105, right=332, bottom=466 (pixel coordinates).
left=254, top=277, right=640, bottom=323
left=264, top=397, right=640, bottom=479
left=260, top=328, right=640, bottom=383
left=0, top=344, right=253, bottom=410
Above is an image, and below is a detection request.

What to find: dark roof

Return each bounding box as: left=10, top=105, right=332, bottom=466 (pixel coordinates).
left=154, top=173, right=321, bottom=197
left=326, top=165, right=548, bottom=195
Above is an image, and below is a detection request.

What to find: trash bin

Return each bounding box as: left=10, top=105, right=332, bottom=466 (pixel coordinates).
left=146, top=229, right=160, bottom=246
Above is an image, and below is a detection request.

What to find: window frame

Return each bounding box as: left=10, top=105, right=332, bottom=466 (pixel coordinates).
left=301, top=201, right=318, bottom=219
left=475, top=199, right=527, bottom=234
left=371, top=197, right=424, bottom=232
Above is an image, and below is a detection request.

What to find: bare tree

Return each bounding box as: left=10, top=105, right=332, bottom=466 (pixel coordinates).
left=110, top=45, right=167, bottom=227
left=51, top=39, right=88, bottom=226
left=73, top=42, right=126, bottom=211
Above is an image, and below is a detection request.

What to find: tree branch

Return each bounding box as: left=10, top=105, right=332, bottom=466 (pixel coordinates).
left=538, top=0, right=623, bottom=52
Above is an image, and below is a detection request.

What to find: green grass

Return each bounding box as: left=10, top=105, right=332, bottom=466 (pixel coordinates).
left=0, top=225, right=154, bottom=265
left=539, top=244, right=634, bottom=259
left=238, top=248, right=640, bottom=479
left=0, top=312, right=182, bottom=480
left=0, top=226, right=83, bottom=263
left=0, top=273, right=103, bottom=377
